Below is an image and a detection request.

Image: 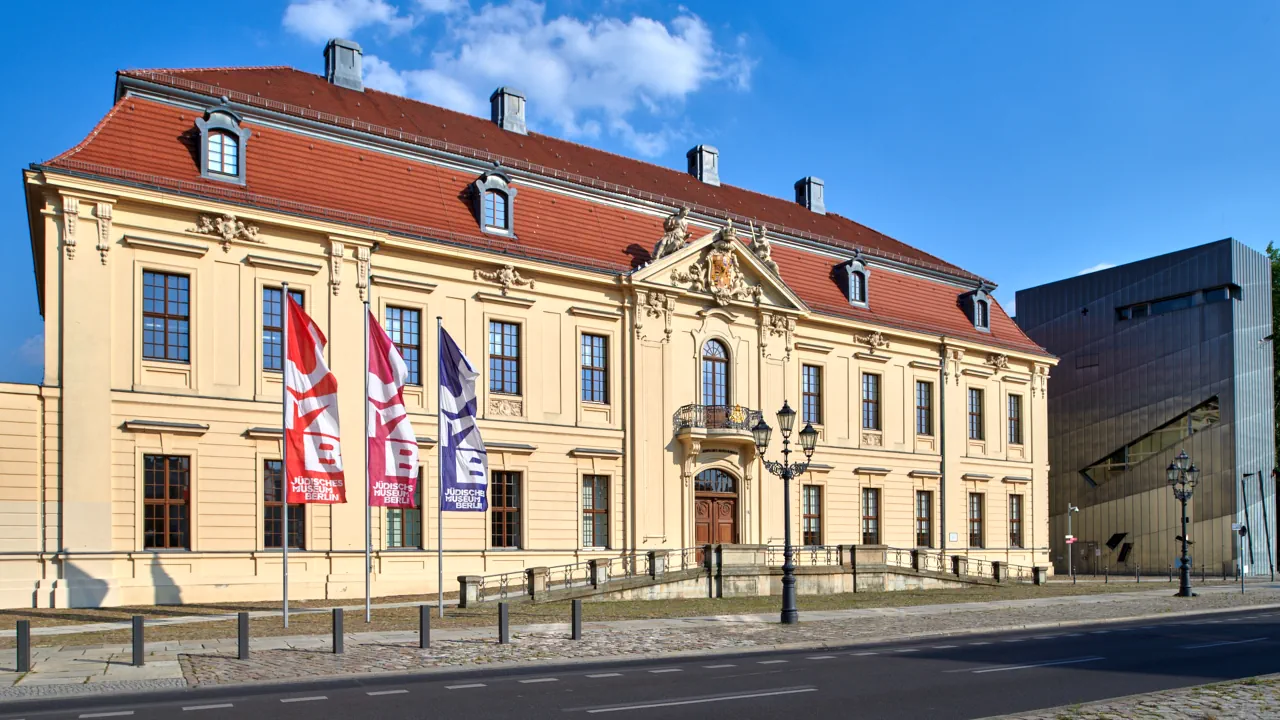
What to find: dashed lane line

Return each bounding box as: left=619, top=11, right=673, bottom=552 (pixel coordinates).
left=588, top=673, right=623, bottom=678
left=1182, top=637, right=1268, bottom=650
left=446, top=684, right=486, bottom=690
left=280, top=696, right=327, bottom=703
left=183, top=704, right=235, bottom=711
left=80, top=713, right=135, bottom=719
left=892, top=649, right=919, bottom=653
left=578, top=687, right=818, bottom=714
left=758, top=660, right=789, bottom=664
left=969, top=642, right=992, bottom=646
left=520, top=678, right=560, bottom=684
left=852, top=652, right=878, bottom=656
left=971, top=656, right=1106, bottom=674
left=703, top=664, right=736, bottom=668
left=933, top=645, right=958, bottom=649
left=649, top=668, right=683, bottom=673
left=807, top=655, right=837, bottom=660
left=367, top=689, right=409, bottom=696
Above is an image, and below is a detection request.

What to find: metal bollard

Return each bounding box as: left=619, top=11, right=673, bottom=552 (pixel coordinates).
left=1201, top=562, right=1205, bottom=583
left=1168, top=563, right=1173, bottom=583
left=237, top=612, right=250, bottom=660
left=498, top=602, right=509, bottom=644
left=419, top=604, right=431, bottom=649
left=132, top=616, right=145, bottom=667
left=1104, top=564, right=1108, bottom=584
left=572, top=599, right=582, bottom=641
left=16, top=620, right=30, bottom=673
left=332, top=608, right=344, bottom=654
left=1135, top=564, right=1140, bottom=583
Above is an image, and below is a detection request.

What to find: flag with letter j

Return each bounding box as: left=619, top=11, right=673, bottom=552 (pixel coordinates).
left=438, top=326, right=487, bottom=511
left=284, top=296, right=346, bottom=504
left=367, top=309, right=419, bottom=508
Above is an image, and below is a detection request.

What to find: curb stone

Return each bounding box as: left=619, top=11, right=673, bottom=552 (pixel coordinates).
left=975, top=672, right=1280, bottom=719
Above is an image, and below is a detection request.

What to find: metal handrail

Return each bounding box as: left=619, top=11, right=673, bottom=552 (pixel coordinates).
left=1005, top=563, right=1036, bottom=583
left=672, top=404, right=764, bottom=434
left=546, top=560, right=595, bottom=592
left=477, top=568, right=527, bottom=602
left=886, top=547, right=914, bottom=569
left=966, top=557, right=993, bottom=578
left=765, top=545, right=842, bottom=567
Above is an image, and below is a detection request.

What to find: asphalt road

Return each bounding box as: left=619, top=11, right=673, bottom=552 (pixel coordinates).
left=5, top=606, right=1280, bottom=720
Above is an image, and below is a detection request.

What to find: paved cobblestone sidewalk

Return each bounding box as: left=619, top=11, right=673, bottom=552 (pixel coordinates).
left=989, top=673, right=1280, bottom=719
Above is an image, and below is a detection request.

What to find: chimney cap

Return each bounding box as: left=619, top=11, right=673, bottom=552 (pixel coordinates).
left=490, top=86, right=526, bottom=101
left=324, top=38, right=364, bottom=92
left=794, top=176, right=826, bottom=214
left=326, top=37, right=363, bottom=52
left=490, top=86, right=527, bottom=134
left=686, top=145, right=720, bottom=186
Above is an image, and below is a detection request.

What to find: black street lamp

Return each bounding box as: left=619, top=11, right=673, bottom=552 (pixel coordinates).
left=1167, top=449, right=1201, bottom=598
left=753, top=401, right=818, bottom=625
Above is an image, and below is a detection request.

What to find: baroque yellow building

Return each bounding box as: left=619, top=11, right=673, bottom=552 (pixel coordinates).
left=1, top=40, right=1056, bottom=608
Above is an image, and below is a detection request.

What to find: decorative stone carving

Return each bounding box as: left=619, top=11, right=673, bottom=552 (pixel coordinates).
left=62, top=197, right=79, bottom=259
left=986, top=353, right=1009, bottom=370
left=861, top=431, right=884, bottom=448
left=190, top=213, right=261, bottom=251
left=670, top=220, right=763, bottom=307
left=475, top=263, right=534, bottom=296
left=328, top=240, right=345, bottom=296
left=748, top=221, right=780, bottom=275
left=95, top=203, right=112, bottom=265
left=761, top=312, right=795, bottom=360
left=356, top=247, right=370, bottom=301
left=944, top=347, right=966, bottom=385
left=488, top=396, right=524, bottom=417
left=681, top=439, right=702, bottom=488
left=635, top=289, right=676, bottom=343
left=856, top=331, right=890, bottom=353
left=1033, top=364, right=1050, bottom=398
left=651, top=207, right=692, bottom=261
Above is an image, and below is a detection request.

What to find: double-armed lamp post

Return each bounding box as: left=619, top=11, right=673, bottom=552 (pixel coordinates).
left=1166, top=449, right=1200, bottom=598
left=752, top=401, right=818, bottom=625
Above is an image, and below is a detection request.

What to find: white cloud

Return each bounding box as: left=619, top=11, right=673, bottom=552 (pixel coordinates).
left=15, top=333, right=42, bottom=368
left=283, top=0, right=417, bottom=43
left=284, top=0, right=754, bottom=156
left=1078, top=262, right=1117, bottom=275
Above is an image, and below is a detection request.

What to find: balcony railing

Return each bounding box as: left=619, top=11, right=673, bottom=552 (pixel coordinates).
left=672, top=404, right=764, bottom=435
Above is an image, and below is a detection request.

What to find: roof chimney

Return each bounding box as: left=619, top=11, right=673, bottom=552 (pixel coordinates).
left=324, top=38, right=364, bottom=92
left=795, top=176, right=826, bottom=214
left=686, top=145, right=720, bottom=186
left=490, top=87, right=527, bottom=134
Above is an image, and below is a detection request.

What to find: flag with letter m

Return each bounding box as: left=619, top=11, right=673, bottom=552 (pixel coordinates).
left=439, top=326, right=488, bottom=511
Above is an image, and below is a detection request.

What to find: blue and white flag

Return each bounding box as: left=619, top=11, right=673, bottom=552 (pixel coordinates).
left=439, top=326, right=488, bottom=511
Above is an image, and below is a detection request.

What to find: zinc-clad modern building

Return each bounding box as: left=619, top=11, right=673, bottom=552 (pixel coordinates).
left=1, top=39, right=1057, bottom=608
left=1015, top=239, right=1276, bottom=577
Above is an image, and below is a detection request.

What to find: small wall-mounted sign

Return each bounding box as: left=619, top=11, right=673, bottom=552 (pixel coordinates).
left=948, top=532, right=959, bottom=543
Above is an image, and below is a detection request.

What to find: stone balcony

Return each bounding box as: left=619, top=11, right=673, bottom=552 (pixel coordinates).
left=671, top=403, right=763, bottom=451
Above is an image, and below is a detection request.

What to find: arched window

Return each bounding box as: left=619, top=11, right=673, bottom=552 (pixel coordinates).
left=207, top=131, right=239, bottom=176
left=694, top=469, right=737, bottom=495
left=484, top=189, right=508, bottom=230
left=195, top=103, right=250, bottom=186
left=702, top=339, right=729, bottom=407
left=850, top=270, right=867, bottom=304
left=975, top=299, right=989, bottom=330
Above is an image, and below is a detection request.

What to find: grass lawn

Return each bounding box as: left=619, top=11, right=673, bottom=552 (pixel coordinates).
left=0, top=579, right=1239, bottom=650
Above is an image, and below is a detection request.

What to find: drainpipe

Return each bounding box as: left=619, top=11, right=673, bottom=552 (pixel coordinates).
left=939, top=338, right=948, bottom=553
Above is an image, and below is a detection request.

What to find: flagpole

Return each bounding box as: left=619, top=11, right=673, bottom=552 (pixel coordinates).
left=364, top=302, right=372, bottom=624
left=281, top=282, right=290, bottom=629
left=437, top=316, right=444, bottom=619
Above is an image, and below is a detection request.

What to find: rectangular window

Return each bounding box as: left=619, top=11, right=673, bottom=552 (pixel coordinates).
left=264, top=459, right=304, bottom=549
left=144, top=454, right=190, bottom=549
left=491, top=471, right=521, bottom=548
left=385, top=307, right=422, bottom=386
left=385, top=471, right=423, bottom=549
left=1009, top=494, right=1024, bottom=549
left=969, top=493, right=985, bottom=548
left=802, top=365, right=823, bottom=425
left=861, top=487, right=881, bottom=545
left=861, top=373, right=881, bottom=431
left=142, top=271, right=190, bottom=362
left=262, top=287, right=304, bottom=372
left=915, top=381, right=934, bottom=436
left=1008, top=394, right=1023, bottom=445
left=968, top=388, right=985, bottom=441
left=581, top=334, right=609, bottom=404
left=803, top=485, right=823, bottom=546
left=488, top=321, right=521, bottom=395
left=582, top=475, right=609, bottom=548
left=915, top=491, right=934, bottom=548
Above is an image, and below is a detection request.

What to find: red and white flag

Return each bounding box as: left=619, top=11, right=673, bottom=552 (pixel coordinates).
left=284, top=297, right=346, bottom=504
left=367, top=310, right=419, bottom=508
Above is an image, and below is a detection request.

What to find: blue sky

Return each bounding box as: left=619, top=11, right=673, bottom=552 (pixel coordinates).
left=3, top=1, right=1278, bottom=383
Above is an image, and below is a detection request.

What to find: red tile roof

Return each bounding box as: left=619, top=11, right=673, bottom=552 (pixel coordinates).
left=41, top=77, right=1046, bottom=356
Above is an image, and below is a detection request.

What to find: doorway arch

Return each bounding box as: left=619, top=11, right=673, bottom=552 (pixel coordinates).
left=694, top=468, right=739, bottom=546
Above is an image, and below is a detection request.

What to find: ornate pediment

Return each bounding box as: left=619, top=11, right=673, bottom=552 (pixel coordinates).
left=189, top=212, right=263, bottom=252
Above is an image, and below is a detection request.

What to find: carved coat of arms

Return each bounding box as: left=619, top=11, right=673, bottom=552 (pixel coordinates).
left=670, top=220, right=763, bottom=307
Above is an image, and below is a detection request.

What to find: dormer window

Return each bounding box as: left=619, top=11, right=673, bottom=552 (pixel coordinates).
left=484, top=189, right=509, bottom=231
left=195, top=102, right=250, bottom=186
left=844, top=254, right=870, bottom=308
left=473, top=168, right=517, bottom=236
left=965, top=284, right=994, bottom=332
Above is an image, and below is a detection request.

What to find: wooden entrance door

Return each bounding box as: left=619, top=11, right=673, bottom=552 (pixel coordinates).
left=695, top=497, right=737, bottom=546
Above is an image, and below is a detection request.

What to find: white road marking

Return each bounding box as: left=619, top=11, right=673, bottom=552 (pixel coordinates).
left=703, top=664, right=736, bottom=668
left=183, top=704, right=235, bottom=711
left=969, top=642, right=992, bottom=646
left=520, top=678, right=559, bottom=684
left=1138, top=626, right=1156, bottom=630
left=972, top=656, right=1105, bottom=674
left=81, top=714, right=135, bottom=719
left=280, top=697, right=327, bottom=703
left=933, top=645, right=958, bottom=649
left=366, top=689, right=409, bottom=696
left=1063, top=633, right=1083, bottom=637
left=1002, top=639, right=1024, bottom=643
left=1090, top=631, right=1110, bottom=635
left=588, top=673, right=623, bottom=678
left=758, top=659, right=788, bottom=664
left=649, top=668, right=683, bottom=673
left=893, top=648, right=919, bottom=653
left=1182, top=637, right=1268, bottom=650
left=807, top=655, right=837, bottom=660
left=446, top=683, right=486, bottom=690
left=853, top=651, right=879, bottom=656
left=582, top=687, right=818, bottom=714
